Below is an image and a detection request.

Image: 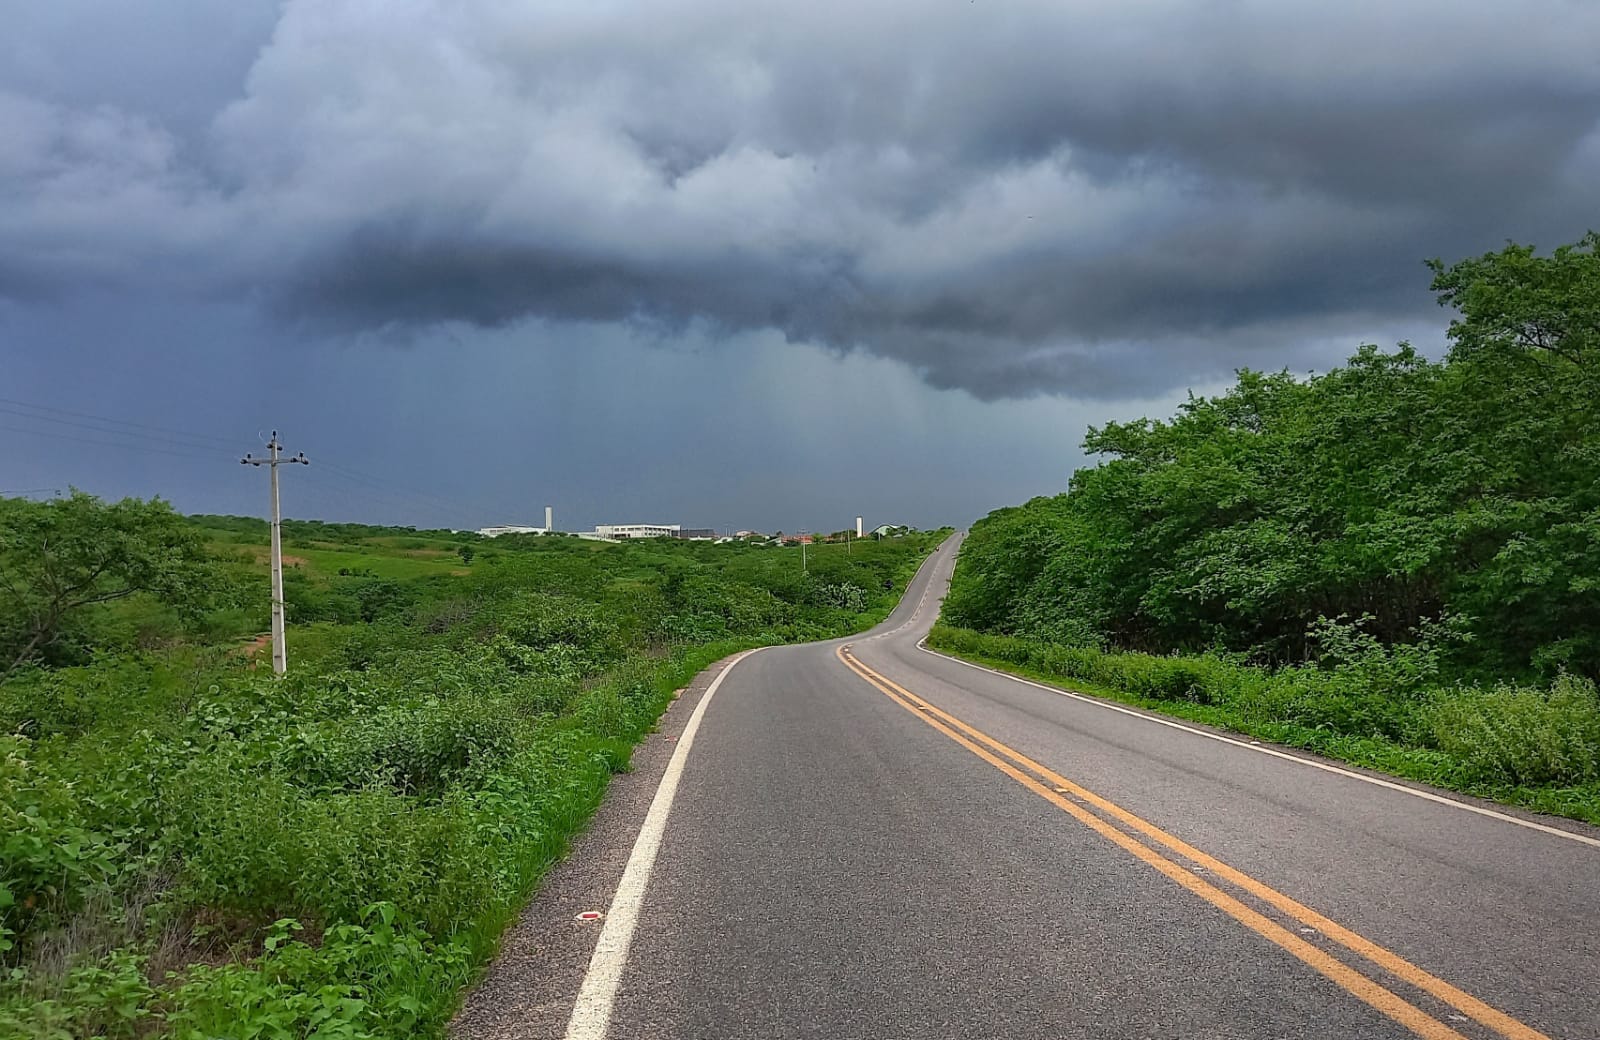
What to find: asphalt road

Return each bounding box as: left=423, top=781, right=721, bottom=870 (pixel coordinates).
left=461, top=534, right=1600, bottom=1040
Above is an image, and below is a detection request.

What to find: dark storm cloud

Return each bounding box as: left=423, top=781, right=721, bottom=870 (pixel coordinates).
left=4, top=0, right=1599, bottom=398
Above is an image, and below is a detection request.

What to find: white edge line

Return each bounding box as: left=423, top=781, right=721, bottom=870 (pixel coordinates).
left=563, top=647, right=765, bottom=1040
left=912, top=638, right=1600, bottom=850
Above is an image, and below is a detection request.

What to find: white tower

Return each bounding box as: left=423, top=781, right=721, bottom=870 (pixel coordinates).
left=545, top=505, right=554, bottom=532
left=856, top=516, right=864, bottom=538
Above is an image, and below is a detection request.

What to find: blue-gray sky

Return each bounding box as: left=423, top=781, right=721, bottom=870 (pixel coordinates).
left=3, top=1, right=1597, bottom=532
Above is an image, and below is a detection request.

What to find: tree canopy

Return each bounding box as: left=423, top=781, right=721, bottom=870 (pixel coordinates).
left=945, top=234, right=1600, bottom=679
left=0, top=492, right=214, bottom=677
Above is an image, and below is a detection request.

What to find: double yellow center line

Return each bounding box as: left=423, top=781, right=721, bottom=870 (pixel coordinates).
left=836, top=644, right=1550, bottom=1040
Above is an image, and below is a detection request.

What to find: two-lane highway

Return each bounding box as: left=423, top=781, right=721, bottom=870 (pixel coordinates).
left=520, top=534, right=1598, bottom=1039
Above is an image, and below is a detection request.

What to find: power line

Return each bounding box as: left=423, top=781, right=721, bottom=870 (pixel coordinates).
left=310, top=458, right=467, bottom=516
left=0, top=404, right=241, bottom=454
left=1, top=419, right=464, bottom=525
left=0, top=397, right=238, bottom=449
left=297, top=466, right=456, bottom=527
left=0, top=422, right=235, bottom=463
left=2, top=396, right=515, bottom=528
left=308, top=456, right=533, bottom=529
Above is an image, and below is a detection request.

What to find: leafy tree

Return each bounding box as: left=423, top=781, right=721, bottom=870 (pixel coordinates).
left=0, top=492, right=214, bottom=678
left=1428, top=231, right=1600, bottom=369
left=950, top=234, right=1600, bottom=679
left=457, top=544, right=476, bottom=566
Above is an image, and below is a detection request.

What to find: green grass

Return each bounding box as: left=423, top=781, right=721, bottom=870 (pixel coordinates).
left=927, top=625, right=1600, bottom=827
left=281, top=545, right=467, bottom=581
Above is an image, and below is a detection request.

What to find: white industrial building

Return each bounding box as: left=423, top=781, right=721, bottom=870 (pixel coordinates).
left=479, top=506, right=556, bottom=538
left=593, top=523, right=679, bottom=540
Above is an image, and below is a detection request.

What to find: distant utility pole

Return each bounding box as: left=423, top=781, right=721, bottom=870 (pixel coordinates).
left=801, top=530, right=807, bottom=574
left=242, top=432, right=308, bottom=676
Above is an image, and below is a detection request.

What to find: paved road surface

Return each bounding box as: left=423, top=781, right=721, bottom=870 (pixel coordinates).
left=458, top=534, right=1600, bottom=1040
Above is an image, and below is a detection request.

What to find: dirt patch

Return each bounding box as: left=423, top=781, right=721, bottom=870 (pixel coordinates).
left=234, top=633, right=272, bottom=668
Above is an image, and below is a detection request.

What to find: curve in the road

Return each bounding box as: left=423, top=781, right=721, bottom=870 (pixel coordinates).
left=553, top=533, right=1597, bottom=1040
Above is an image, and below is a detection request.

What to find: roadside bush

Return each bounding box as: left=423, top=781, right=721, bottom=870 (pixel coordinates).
left=654, top=613, right=730, bottom=645
left=1030, top=643, right=1102, bottom=682
left=493, top=598, right=616, bottom=649
left=932, top=621, right=1450, bottom=737
left=1098, top=654, right=1223, bottom=705
left=810, top=580, right=868, bottom=613
left=573, top=687, right=629, bottom=741
left=165, top=905, right=472, bottom=1040
left=931, top=627, right=1032, bottom=666
left=283, top=694, right=523, bottom=796
left=1263, top=668, right=1425, bottom=741
left=171, top=762, right=496, bottom=937
left=931, top=623, right=1600, bottom=808
left=1424, top=674, right=1600, bottom=786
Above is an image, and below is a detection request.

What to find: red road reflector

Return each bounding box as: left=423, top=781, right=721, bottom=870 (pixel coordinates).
left=576, top=911, right=604, bottom=922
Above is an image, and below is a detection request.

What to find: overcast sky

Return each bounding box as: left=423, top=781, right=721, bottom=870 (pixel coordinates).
left=3, top=1, right=1597, bottom=532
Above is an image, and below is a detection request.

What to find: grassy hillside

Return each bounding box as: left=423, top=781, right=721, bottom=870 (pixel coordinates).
left=0, top=507, right=943, bottom=1039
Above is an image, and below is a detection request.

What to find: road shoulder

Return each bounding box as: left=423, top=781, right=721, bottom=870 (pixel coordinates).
left=449, top=651, right=745, bottom=1040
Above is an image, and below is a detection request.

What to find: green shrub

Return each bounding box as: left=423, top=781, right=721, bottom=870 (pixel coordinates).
left=933, top=623, right=1600, bottom=808
left=1425, top=674, right=1600, bottom=786
left=0, top=948, right=154, bottom=1040
left=0, top=737, right=120, bottom=945
left=0, top=670, right=100, bottom=739
left=165, top=905, right=472, bottom=1040
left=284, top=696, right=522, bottom=796
left=1100, top=655, right=1221, bottom=705
left=1252, top=666, right=1426, bottom=741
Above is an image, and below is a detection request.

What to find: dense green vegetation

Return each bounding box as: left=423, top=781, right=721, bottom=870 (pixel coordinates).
left=1, top=493, right=214, bottom=680
left=940, top=235, right=1600, bottom=818
left=0, top=504, right=941, bottom=1039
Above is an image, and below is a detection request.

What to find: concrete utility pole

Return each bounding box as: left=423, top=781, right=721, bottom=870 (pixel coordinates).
left=242, top=432, right=308, bottom=676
